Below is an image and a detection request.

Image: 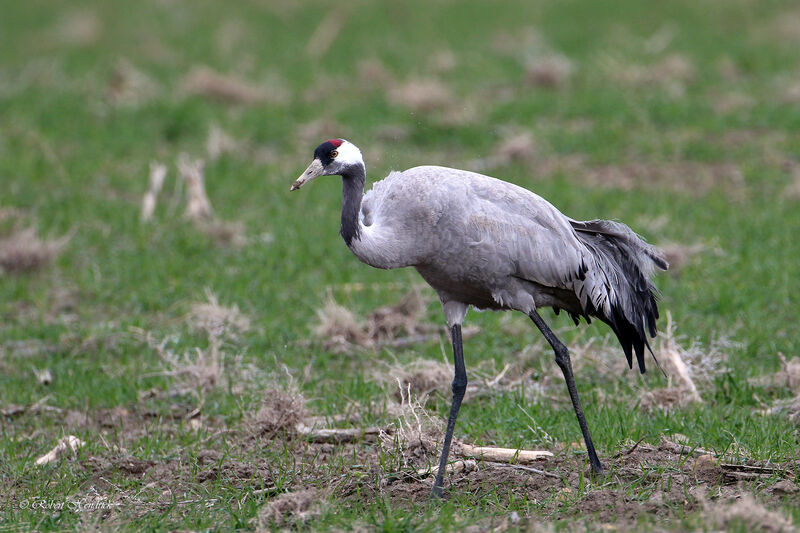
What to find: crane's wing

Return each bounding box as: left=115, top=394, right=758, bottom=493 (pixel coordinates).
left=433, top=168, right=592, bottom=291
left=400, top=167, right=665, bottom=373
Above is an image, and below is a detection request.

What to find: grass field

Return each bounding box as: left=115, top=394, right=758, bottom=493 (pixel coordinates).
left=2, top=0, right=800, bottom=530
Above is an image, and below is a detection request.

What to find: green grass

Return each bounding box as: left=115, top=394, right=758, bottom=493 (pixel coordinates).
left=2, top=0, right=800, bottom=530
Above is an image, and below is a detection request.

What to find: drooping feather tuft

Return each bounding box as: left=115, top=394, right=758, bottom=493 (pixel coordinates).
left=571, top=219, right=668, bottom=373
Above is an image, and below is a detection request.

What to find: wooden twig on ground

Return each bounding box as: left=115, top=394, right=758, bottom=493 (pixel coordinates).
left=416, top=459, right=477, bottom=478
left=457, top=444, right=553, bottom=464
left=492, top=463, right=561, bottom=479
left=613, top=436, right=650, bottom=458
left=35, top=435, right=85, bottom=465
left=659, top=435, right=715, bottom=457
left=295, top=424, right=385, bottom=443
left=485, top=363, right=511, bottom=388
left=719, top=463, right=790, bottom=483
left=1, top=396, right=62, bottom=417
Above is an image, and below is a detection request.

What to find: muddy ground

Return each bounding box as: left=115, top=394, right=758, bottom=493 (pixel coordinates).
left=6, top=400, right=799, bottom=530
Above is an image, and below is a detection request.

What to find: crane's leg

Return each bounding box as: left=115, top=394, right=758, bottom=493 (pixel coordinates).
left=432, top=323, right=467, bottom=498
left=529, top=310, right=604, bottom=474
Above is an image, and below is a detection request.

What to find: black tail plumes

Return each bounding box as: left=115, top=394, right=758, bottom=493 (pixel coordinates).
left=570, top=219, right=668, bottom=373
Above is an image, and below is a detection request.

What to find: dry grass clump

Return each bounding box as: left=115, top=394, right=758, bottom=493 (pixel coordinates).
left=188, top=290, right=250, bottom=340
left=482, top=316, right=729, bottom=414
left=296, top=118, right=349, bottom=147
left=764, top=395, right=800, bottom=423
left=640, top=387, right=696, bottom=413
left=782, top=78, right=800, bottom=105
left=429, top=49, right=457, bottom=74
left=701, top=493, right=798, bottom=533
left=375, top=358, right=453, bottom=403
left=765, top=353, right=800, bottom=393
left=0, top=207, right=24, bottom=223
left=494, top=131, right=538, bottom=165
left=639, top=313, right=732, bottom=412
left=658, top=241, right=710, bottom=273
left=367, top=290, right=427, bottom=343
left=510, top=317, right=729, bottom=413
left=374, top=124, right=411, bottom=142
left=0, top=227, right=70, bottom=274
left=107, top=58, right=160, bottom=107
left=136, top=314, right=259, bottom=399
left=765, top=9, right=800, bottom=44
left=253, top=488, right=324, bottom=530
left=716, top=56, right=742, bottom=81
left=601, top=53, right=696, bottom=96
left=214, top=19, right=250, bottom=58
left=136, top=288, right=259, bottom=400
left=252, top=386, right=307, bottom=435
left=712, top=91, right=756, bottom=115
left=584, top=161, right=745, bottom=198
left=388, top=78, right=453, bottom=113
left=147, top=335, right=228, bottom=396
left=568, top=337, right=632, bottom=378
left=206, top=125, right=241, bottom=161
left=469, top=130, right=548, bottom=173
left=50, top=9, right=101, bottom=47
left=525, top=54, right=574, bottom=88
left=177, top=154, right=213, bottom=221
left=175, top=154, right=248, bottom=247
left=313, top=290, right=437, bottom=353
left=651, top=54, right=696, bottom=84
left=754, top=353, right=800, bottom=421
left=194, top=219, right=248, bottom=247
left=179, top=65, right=265, bottom=105
left=784, top=165, right=800, bottom=199
left=357, top=58, right=394, bottom=88
left=379, top=383, right=442, bottom=466
left=313, top=296, right=367, bottom=352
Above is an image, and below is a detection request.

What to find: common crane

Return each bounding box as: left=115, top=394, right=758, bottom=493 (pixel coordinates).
left=291, top=139, right=668, bottom=497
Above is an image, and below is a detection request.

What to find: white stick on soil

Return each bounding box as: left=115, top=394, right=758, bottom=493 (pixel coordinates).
left=457, top=444, right=553, bottom=464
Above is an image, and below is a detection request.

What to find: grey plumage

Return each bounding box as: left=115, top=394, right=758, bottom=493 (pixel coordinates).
left=292, top=140, right=668, bottom=496
left=354, top=166, right=667, bottom=367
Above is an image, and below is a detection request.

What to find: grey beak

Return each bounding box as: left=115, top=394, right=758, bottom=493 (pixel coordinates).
left=290, top=159, right=324, bottom=191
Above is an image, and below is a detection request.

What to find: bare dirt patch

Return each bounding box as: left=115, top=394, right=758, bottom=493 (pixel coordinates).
left=10, top=389, right=793, bottom=530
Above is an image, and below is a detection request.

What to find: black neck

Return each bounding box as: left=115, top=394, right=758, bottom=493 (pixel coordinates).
left=340, top=164, right=366, bottom=247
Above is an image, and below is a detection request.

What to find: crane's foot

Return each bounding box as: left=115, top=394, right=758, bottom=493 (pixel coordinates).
left=588, top=448, right=604, bottom=476
left=431, top=484, right=445, bottom=499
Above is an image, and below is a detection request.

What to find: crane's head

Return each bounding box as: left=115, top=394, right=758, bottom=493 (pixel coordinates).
left=290, top=139, right=364, bottom=191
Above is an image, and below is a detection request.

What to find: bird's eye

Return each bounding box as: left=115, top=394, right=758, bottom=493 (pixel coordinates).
left=331, top=150, right=338, bottom=158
